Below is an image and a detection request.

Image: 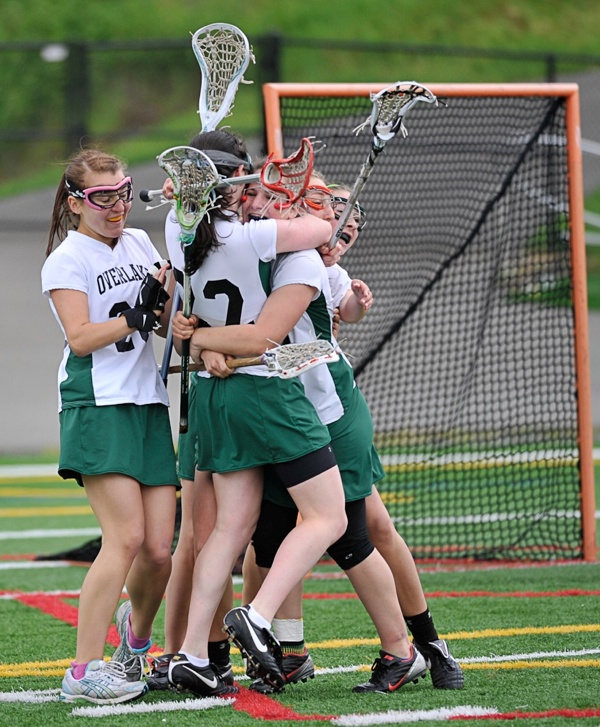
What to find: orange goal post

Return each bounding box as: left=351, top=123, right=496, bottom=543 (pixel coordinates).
left=263, top=82, right=595, bottom=562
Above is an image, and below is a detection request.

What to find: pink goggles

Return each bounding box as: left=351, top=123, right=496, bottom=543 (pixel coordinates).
left=66, top=177, right=133, bottom=210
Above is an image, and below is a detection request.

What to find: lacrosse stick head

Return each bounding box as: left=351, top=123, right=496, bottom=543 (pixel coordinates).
left=157, top=146, right=220, bottom=237
left=363, top=81, right=437, bottom=143
left=192, top=23, right=255, bottom=132
left=260, top=137, right=314, bottom=209
left=262, top=339, right=339, bottom=378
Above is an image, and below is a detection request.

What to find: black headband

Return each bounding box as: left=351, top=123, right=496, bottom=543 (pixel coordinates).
left=201, top=149, right=253, bottom=172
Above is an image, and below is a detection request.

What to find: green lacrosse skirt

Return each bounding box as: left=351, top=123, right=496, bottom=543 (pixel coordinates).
left=264, top=384, right=385, bottom=507
left=191, top=373, right=331, bottom=473
left=58, top=403, right=179, bottom=488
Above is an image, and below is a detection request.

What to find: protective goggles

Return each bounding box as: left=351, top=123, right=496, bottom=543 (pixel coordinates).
left=302, top=185, right=335, bottom=210
left=66, top=177, right=134, bottom=210
left=332, top=196, right=367, bottom=232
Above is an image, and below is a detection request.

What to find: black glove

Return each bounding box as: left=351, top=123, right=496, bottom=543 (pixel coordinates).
left=135, top=273, right=170, bottom=314
left=121, top=307, right=160, bottom=332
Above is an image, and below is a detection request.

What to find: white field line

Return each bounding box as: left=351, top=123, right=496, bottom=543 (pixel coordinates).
left=1, top=647, right=597, bottom=693
left=0, top=589, right=83, bottom=599
left=0, top=560, right=78, bottom=571
left=0, top=465, right=60, bottom=478
left=3, top=646, right=599, bottom=714
left=0, top=687, right=492, bottom=723
left=332, top=706, right=498, bottom=726
left=0, top=528, right=101, bottom=541
left=3, top=447, right=600, bottom=480
left=0, top=688, right=61, bottom=703
left=1, top=457, right=598, bottom=547
left=379, top=448, right=583, bottom=468
left=389, top=510, right=600, bottom=526
left=70, top=696, right=235, bottom=718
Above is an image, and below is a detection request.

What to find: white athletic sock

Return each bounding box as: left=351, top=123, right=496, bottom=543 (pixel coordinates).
left=246, top=604, right=271, bottom=630
left=272, top=617, right=304, bottom=642
left=182, top=652, right=210, bottom=668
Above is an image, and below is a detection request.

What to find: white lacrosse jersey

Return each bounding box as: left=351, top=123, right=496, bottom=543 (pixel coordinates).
left=271, top=254, right=356, bottom=425
left=327, top=263, right=353, bottom=308
left=164, top=208, right=185, bottom=273
left=165, top=211, right=279, bottom=377
left=41, top=228, right=169, bottom=412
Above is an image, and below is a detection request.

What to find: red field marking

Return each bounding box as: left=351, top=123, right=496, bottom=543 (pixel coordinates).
left=11, top=594, right=163, bottom=653
left=6, top=588, right=598, bottom=603
left=233, top=686, right=333, bottom=721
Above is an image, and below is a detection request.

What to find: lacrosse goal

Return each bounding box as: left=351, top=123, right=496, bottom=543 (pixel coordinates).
left=263, top=82, right=595, bottom=562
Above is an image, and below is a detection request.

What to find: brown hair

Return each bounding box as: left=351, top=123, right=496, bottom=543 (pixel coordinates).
left=46, top=148, right=127, bottom=257
left=185, top=129, right=252, bottom=273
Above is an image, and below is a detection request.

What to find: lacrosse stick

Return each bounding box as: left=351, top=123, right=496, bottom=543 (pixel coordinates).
left=261, top=137, right=314, bottom=208
left=168, top=339, right=339, bottom=379
left=141, top=137, right=315, bottom=208
left=158, top=145, right=220, bottom=433
left=160, top=285, right=182, bottom=384
left=192, top=22, right=255, bottom=131
left=155, top=23, right=254, bottom=390
left=155, top=138, right=313, bottom=411
left=328, top=81, right=437, bottom=249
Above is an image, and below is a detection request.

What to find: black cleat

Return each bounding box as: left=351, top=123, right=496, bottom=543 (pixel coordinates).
left=249, top=649, right=315, bottom=694
left=213, top=660, right=235, bottom=686
left=352, top=645, right=427, bottom=694
left=167, top=653, right=238, bottom=697
left=147, top=653, right=174, bottom=691
left=223, top=606, right=284, bottom=689
left=415, top=639, right=464, bottom=689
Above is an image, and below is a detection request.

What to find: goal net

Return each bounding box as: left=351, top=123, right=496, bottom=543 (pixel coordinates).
left=264, top=83, right=595, bottom=562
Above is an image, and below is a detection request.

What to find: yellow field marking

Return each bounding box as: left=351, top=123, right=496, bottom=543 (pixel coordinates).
left=464, top=658, right=600, bottom=670
left=377, top=492, right=414, bottom=505
left=0, top=506, right=93, bottom=518
left=0, top=659, right=71, bottom=678
left=3, top=657, right=600, bottom=680
left=307, top=623, right=600, bottom=650
left=449, top=624, right=600, bottom=640
left=0, top=487, right=85, bottom=499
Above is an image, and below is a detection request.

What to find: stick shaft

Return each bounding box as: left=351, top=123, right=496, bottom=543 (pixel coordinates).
left=179, top=250, right=193, bottom=434
left=160, top=286, right=182, bottom=385
left=168, top=356, right=262, bottom=374
left=328, top=144, right=382, bottom=249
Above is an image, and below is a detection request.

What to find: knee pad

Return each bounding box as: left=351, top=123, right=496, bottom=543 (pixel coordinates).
left=327, top=498, right=374, bottom=570
left=252, top=499, right=298, bottom=568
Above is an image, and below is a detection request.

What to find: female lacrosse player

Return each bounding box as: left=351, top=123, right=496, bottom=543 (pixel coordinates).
left=193, top=173, right=427, bottom=695
left=42, top=148, right=179, bottom=705
left=160, top=130, right=347, bottom=697
left=327, top=184, right=464, bottom=690
left=147, top=132, right=255, bottom=690
left=241, top=180, right=463, bottom=692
